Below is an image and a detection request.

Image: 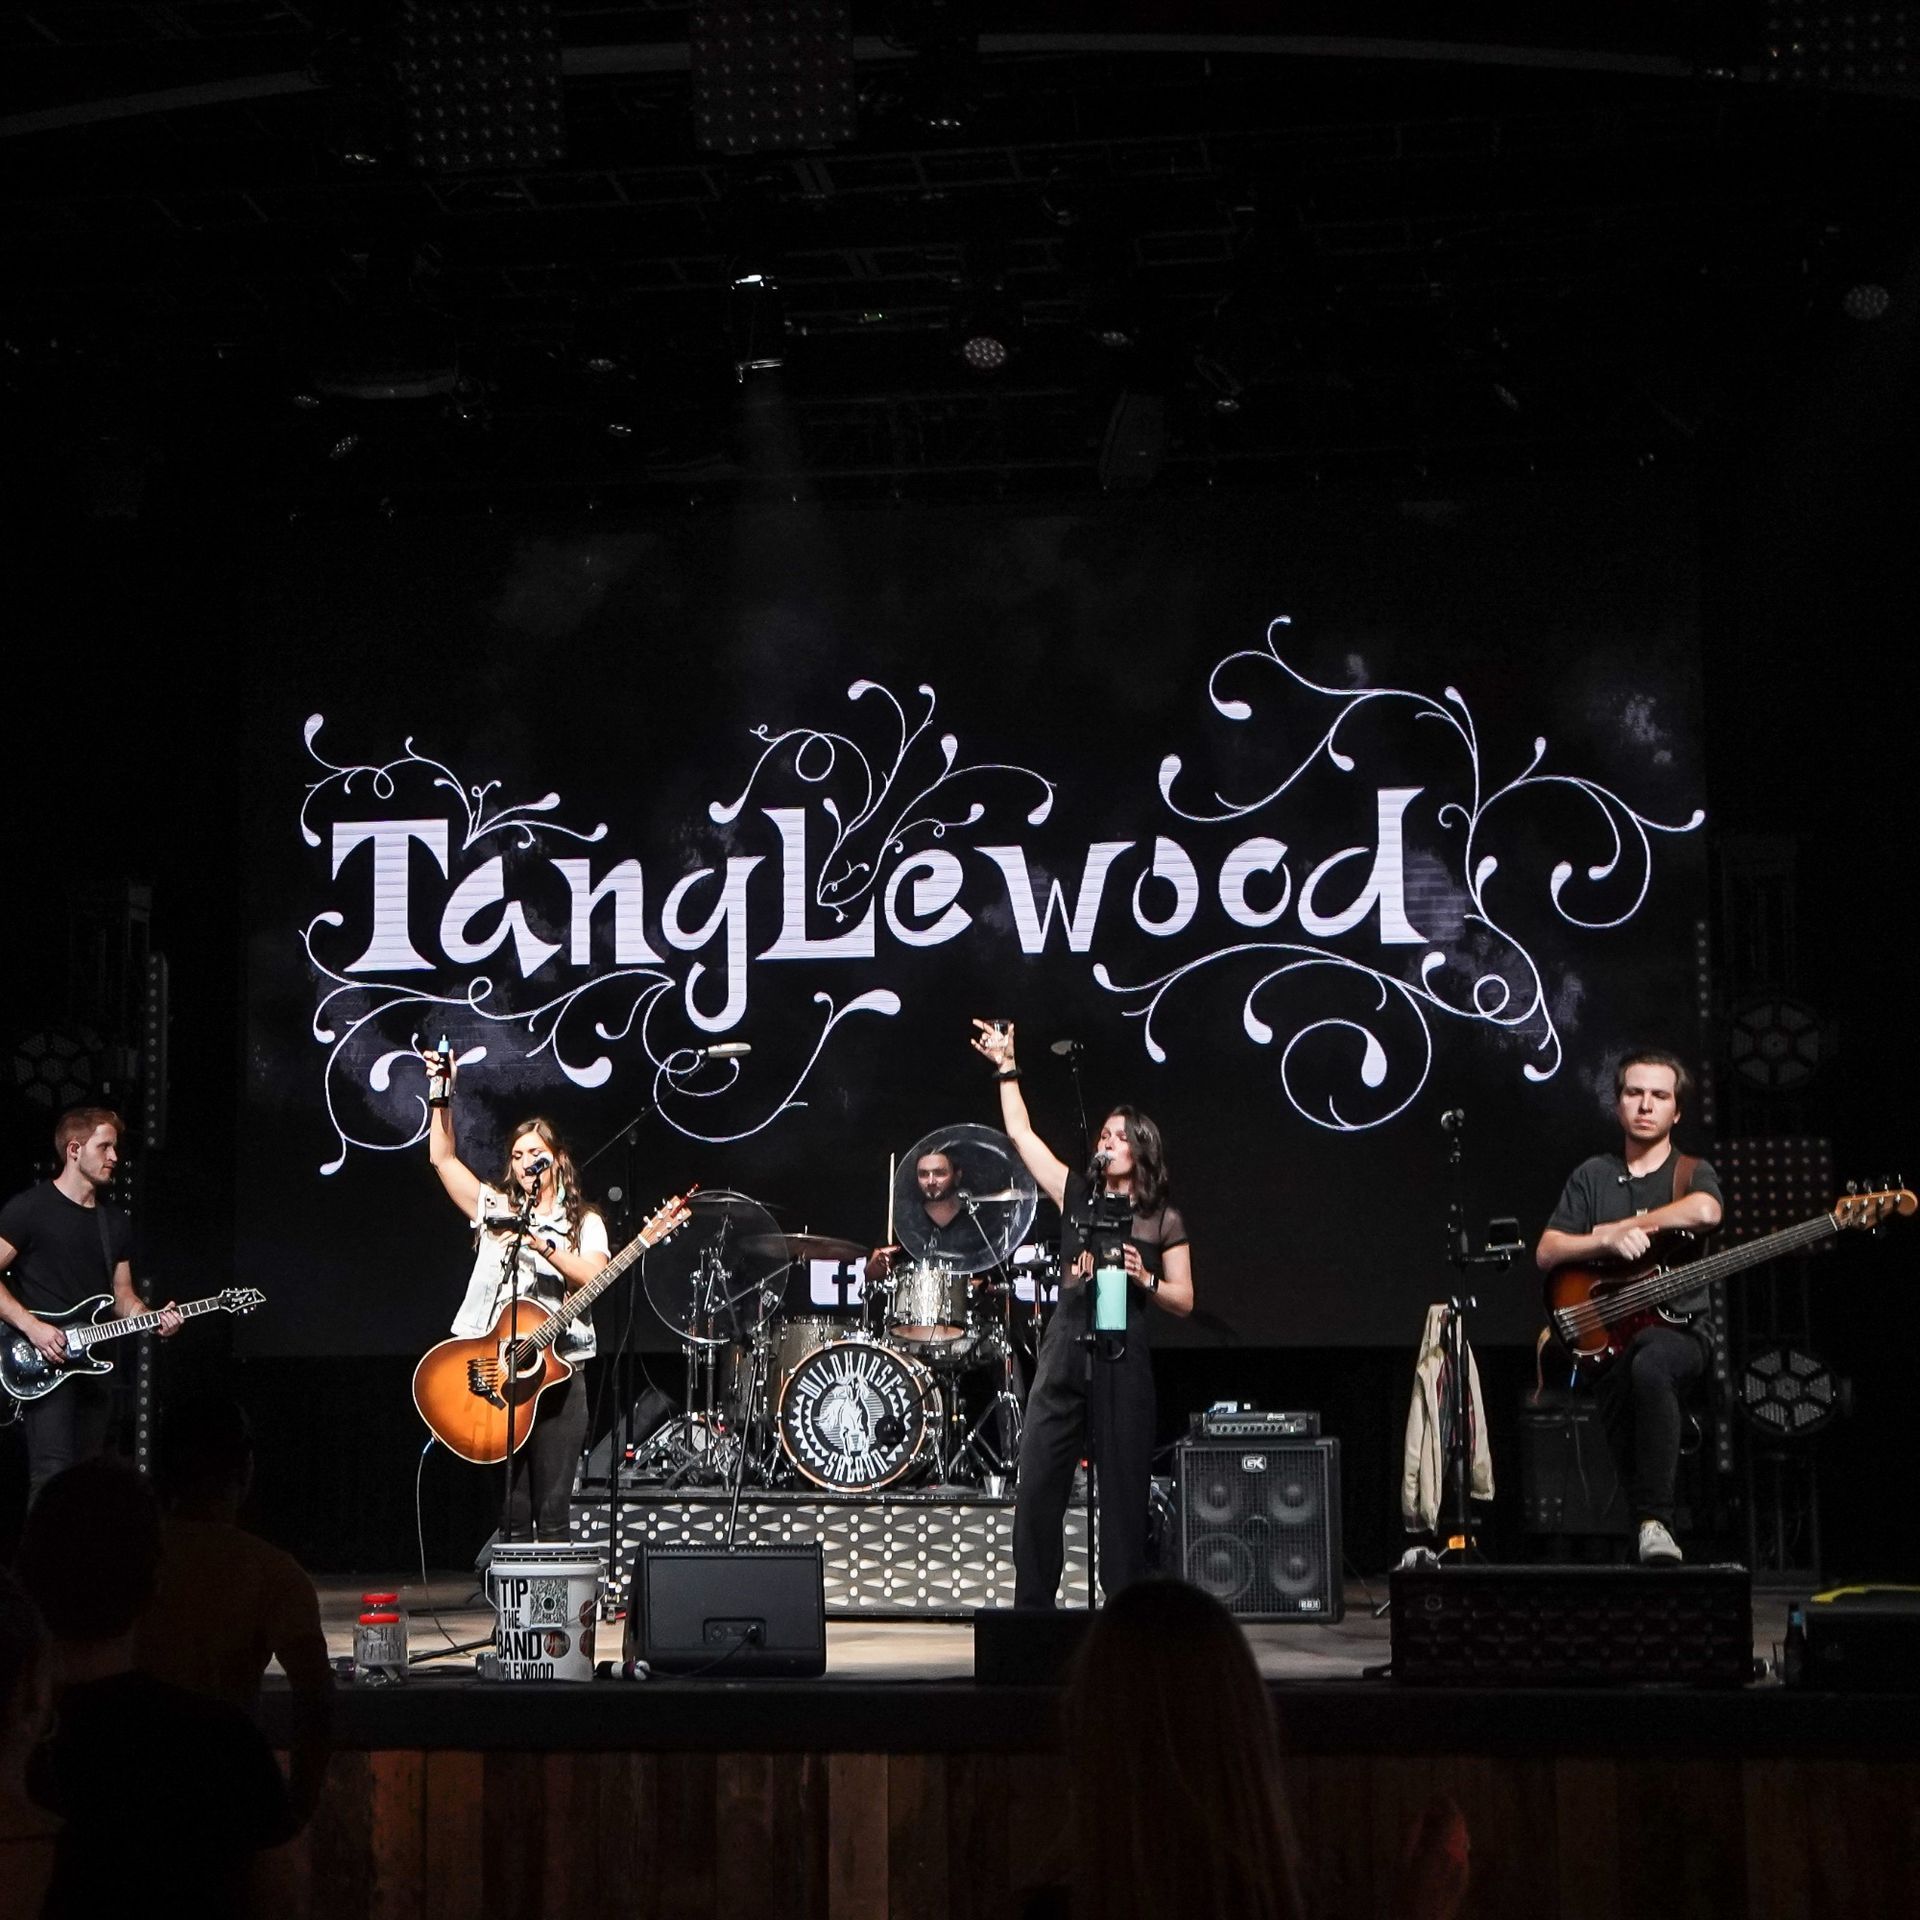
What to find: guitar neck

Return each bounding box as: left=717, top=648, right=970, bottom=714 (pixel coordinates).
left=70, top=1295, right=231, bottom=1349
left=523, top=1229, right=651, bottom=1351
left=1636, top=1212, right=1841, bottom=1312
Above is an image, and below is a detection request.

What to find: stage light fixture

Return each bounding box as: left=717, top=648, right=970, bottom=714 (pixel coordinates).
left=329, top=433, right=362, bottom=460
left=1842, top=281, right=1892, bottom=320
left=730, top=271, right=788, bottom=380
left=951, top=285, right=1019, bottom=375
left=396, top=1, right=567, bottom=175
left=1740, top=1345, right=1844, bottom=1440
left=692, top=1, right=856, bottom=155
left=11, top=1029, right=99, bottom=1112
left=1729, top=995, right=1824, bottom=1091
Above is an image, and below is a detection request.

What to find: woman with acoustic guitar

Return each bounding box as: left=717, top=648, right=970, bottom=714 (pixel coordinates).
left=417, top=1047, right=609, bottom=1541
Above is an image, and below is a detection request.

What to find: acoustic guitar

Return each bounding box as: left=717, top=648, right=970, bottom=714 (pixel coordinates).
left=1544, top=1185, right=1914, bottom=1376
left=413, top=1189, right=695, bottom=1463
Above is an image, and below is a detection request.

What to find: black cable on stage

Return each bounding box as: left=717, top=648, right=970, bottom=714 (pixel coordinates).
left=408, top=1435, right=484, bottom=1663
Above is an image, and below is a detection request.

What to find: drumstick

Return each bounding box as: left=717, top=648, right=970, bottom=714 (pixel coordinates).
left=885, top=1152, right=896, bottom=1246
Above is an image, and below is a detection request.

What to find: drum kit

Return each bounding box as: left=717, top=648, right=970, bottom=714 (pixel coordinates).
left=625, top=1126, right=1054, bottom=1496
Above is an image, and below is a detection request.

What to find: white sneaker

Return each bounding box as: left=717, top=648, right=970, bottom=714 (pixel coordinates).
left=1637, top=1519, right=1682, bottom=1565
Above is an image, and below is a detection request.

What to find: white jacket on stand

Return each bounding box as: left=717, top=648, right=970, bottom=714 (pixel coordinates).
left=1401, top=1301, right=1495, bottom=1534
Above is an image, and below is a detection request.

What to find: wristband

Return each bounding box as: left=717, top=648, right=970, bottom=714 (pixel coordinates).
left=1147, top=1271, right=1159, bottom=1293
left=995, top=1066, right=1022, bottom=1082
left=428, top=1095, right=451, bottom=1109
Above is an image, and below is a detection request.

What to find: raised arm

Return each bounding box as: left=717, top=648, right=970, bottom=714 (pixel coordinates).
left=421, top=1048, right=484, bottom=1220
left=969, top=1019, right=1069, bottom=1211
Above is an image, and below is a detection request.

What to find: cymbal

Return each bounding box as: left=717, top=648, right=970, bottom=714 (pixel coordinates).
left=739, top=1230, right=868, bottom=1264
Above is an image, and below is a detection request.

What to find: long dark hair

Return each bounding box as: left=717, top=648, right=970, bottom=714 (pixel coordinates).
left=1060, top=1579, right=1307, bottom=1920
left=1101, top=1104, right=1169, bottom=1215
left=497, top=1117, right=588, bottom=1244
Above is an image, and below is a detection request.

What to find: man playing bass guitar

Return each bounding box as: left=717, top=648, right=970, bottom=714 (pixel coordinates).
left=419, top=1047, right=609, bottom=1541
left=1534, top=1050, right=1722, bottom=1566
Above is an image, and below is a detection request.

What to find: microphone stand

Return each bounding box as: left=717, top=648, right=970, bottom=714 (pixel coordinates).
left=577, top=1106, right=655, bottom=1611
left=1435, top=1111, right=1520, bottom=1562
left=497, top=1177, right=542, bottom=1548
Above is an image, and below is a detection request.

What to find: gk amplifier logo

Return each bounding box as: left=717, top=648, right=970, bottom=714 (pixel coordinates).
left=1241, top=1454, right=1268, bottom=1473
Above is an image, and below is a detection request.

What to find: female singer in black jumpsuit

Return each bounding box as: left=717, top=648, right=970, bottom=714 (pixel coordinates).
left=971, top=1020, right=1194, bottom=1606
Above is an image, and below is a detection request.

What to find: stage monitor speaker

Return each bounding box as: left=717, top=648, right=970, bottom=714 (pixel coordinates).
left=1176, top=1436, right=1343, bottom=1621
left=1390, top=1563, right=1754, bottom=1687
left=626, top=1544, right=826, bottom=1678
left=1786, top=1588, right=1920, bottom=1690
left=973, top=1607, right=1092, bottom=1685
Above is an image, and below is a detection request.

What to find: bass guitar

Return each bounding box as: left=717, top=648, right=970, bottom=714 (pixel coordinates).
left=1, top=1289, right=267, bottom=1402
left=412, top=1188, right=696, bottom=1463
left=1545, top=1185, right=1914, bottom=1375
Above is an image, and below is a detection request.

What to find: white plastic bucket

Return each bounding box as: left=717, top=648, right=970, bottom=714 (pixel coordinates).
left=485, top=1544, right=603, bottom=1681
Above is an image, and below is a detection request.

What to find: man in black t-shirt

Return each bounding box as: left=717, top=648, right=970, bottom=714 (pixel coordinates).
left=0, top=1108, right=180, bottom=1500
left=1535, top=1050, right=1723, bottom=1565
left=864, top=1146, right=981, bottom=1287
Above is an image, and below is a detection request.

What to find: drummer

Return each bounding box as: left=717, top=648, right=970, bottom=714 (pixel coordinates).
left=864, top=1146, right=985, bottom=1290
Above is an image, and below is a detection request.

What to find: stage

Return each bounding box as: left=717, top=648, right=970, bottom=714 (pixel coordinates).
left=234, top=1573, right=1920, bottom=1919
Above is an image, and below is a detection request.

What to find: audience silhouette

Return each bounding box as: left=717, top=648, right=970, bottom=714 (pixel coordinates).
left=17, top=1457, right=296, bottom=1917
left=135, top=1393, right=333, bottom=1824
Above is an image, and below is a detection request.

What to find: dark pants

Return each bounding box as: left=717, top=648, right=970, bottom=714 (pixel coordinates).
left=20, top=1374, right=116, bottom=1503
left=502, top=1365, right=590, bottom=1541
left=1012, top=1288, right=1154, bottom=1607
left=1596, top=1324, right=1706, bottom=1530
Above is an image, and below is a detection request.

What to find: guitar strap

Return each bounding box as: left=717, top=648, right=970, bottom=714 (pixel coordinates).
left=96, top=1200, right=118, bottom=1291
left=1671, top=1152, right=1700, bottom=1208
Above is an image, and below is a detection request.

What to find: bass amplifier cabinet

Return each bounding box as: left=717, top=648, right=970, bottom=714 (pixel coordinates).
left=1389, top=1563, right=1754, bottom=1687
left=1518, top=1394, right=1632, bottom=1536
left=1176, top=1436, right=1343, bottom=1622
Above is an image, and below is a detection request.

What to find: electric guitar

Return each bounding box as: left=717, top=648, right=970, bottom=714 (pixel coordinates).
left=412, top=1188, right=696, bottom=1464
left=1, top=1289, right=268, bottom=1402
left=1545, top=1186, right=1914, bottom=1375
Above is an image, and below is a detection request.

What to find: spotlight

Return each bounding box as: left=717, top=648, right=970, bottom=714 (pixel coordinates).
left=729, top=271, right=787, bottom=380
left=950, top=284, right=1019, bottom=375
left=1842, top=281, right=1892, bottom=320
left=1739, top=1346, right=1846, bottom=1440
left=1729, top=996, right=1824, bottom=1092
left=605, top=420, right=634, bottom=439
left=328, top=433, right=361, bottom=460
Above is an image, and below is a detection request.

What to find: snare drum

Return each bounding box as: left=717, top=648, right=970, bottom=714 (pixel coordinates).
left=888, top=1259, right=972, bottom=1352
left=775, top=1314, right=845, bottom=1383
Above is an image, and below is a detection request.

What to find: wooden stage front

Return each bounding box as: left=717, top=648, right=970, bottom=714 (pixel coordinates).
left=245, top=1574, right=1920, bottom=1920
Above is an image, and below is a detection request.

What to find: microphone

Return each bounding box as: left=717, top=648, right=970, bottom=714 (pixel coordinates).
left=699, top=1042, right=752, bottom=1059
left=524, top=1154, right=552, bottom=1180
left=1439, top=1109, right=1466, bottom=1133
left=1050, top=1037, right=1084, bottom=1057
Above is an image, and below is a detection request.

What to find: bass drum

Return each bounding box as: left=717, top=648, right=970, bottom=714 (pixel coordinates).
left=777, top=1337, right=938, bottom=1492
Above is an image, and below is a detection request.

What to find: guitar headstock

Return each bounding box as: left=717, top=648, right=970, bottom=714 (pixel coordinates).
left=640, top=1184, right=701, bottom=1247
left=219, top=1288, right=268, bottom=1315
left=1833, top=1186, right=1917, bottom=1231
